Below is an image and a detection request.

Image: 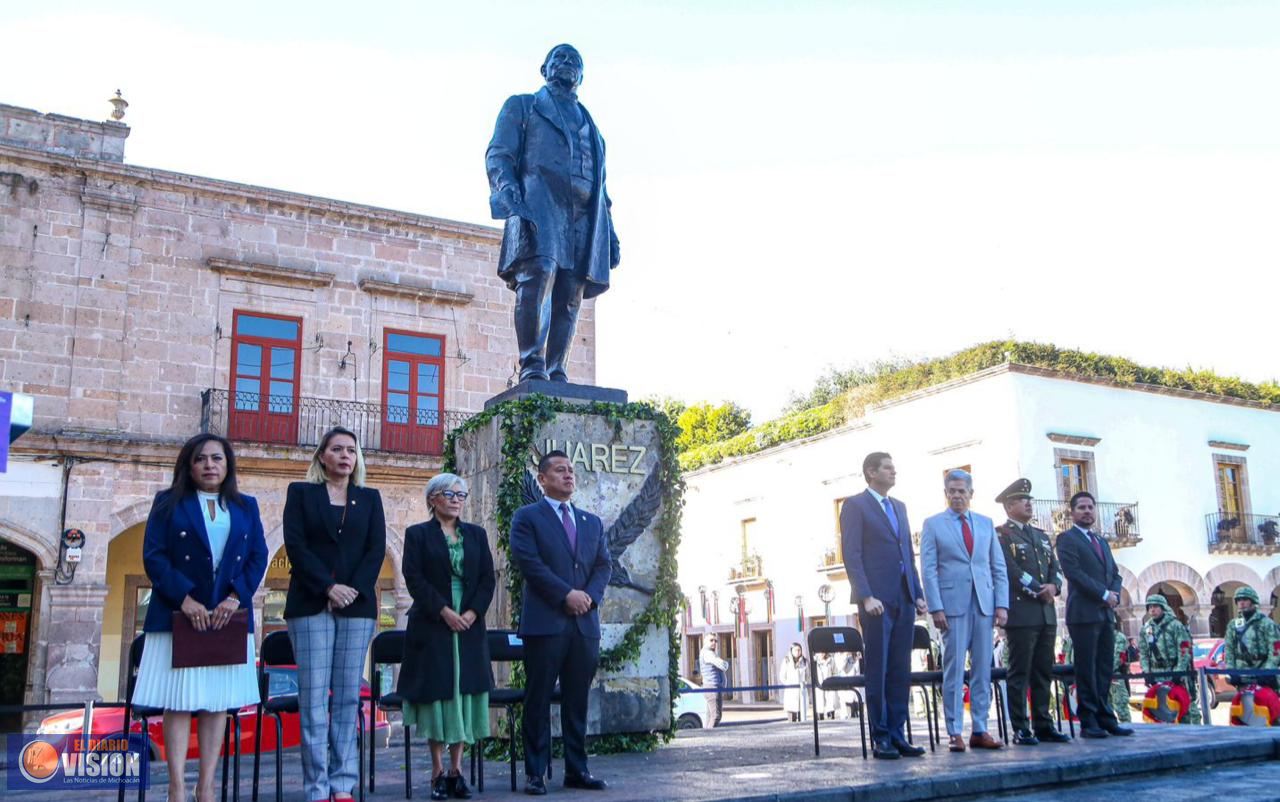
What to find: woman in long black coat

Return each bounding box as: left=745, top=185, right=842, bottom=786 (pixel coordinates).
left=399, top=472, right=494, bottom=800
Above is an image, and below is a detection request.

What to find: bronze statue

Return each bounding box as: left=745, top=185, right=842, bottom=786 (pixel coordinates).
left=486, top=44, right=620, bottom=383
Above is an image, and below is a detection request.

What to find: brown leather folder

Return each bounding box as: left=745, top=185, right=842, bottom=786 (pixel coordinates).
left=171, top=609, right=249, bottom=668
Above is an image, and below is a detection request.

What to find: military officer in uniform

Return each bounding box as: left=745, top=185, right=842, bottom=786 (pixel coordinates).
left=1138, top=593, right=1200, bottom=723
left=1110, top=622, right=1133, bottom=723
left=995, top=479, right=1070, bottom=745
left=1225, top=586, right=1280, bottom=689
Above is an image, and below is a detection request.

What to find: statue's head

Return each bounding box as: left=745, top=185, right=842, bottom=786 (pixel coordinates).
left=541, top=44, right=583, bottom=90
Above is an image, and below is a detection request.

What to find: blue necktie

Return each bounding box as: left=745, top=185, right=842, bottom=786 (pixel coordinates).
left=881, top=497, right=899, bottom=538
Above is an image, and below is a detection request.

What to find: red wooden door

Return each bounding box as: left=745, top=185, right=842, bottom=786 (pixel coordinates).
left=229, top=312, right=301, bottom=445
left=381, top=330, right=445, bottom=455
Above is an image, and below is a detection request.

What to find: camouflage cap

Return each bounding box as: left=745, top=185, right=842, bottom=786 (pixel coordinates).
left=995, top=478, right=1033, bottom=504
left=1234, top=586, right=1261, bottom=604
left=1145, top=594, right=1174, bottom=614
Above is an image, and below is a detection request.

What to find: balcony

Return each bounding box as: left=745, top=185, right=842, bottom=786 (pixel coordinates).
left=1031, top=499, right=1142, bottom=548
left=200, top=388, right=471, bottom=457
left=727, top=553, right=767, bottom=589
left=1205, top=512, right=1280, bottom=557
left=817, top=546, right=847, bottom=579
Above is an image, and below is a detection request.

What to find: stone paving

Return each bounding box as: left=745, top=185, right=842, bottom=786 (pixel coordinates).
left=6, top=720, right=1279, bottom=802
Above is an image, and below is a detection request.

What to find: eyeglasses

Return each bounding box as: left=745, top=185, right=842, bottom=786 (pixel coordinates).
left=438, top=491, right=468, bottom=500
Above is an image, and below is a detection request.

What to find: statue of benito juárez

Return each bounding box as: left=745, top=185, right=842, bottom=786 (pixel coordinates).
left=485, top=44, right=620, bottom=383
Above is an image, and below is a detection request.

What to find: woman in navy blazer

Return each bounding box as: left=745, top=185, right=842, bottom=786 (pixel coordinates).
left=282, top=427, right=386, bottom=802
left=133, top=433, right=268, bottom=802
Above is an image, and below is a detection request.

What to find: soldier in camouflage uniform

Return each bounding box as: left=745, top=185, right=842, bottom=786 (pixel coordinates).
left=1109, top=623, right=1132, bottom=722
left=1224, top=586, right=1280, bottom=690
left=1138, top=593, right=1200, bottom=723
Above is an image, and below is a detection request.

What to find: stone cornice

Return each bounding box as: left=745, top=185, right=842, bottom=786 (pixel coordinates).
left=0, top=143, right=501, bottom=245
left=208, top=257, right=335, bottom=289
left=1047, top=432, right=1102, bottom=447
left=358, top=277, right=473, bottom=305
left=1207, top=440, right=1249, bottom=452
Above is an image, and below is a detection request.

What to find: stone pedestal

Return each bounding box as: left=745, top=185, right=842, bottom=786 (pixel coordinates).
left=454, top=390, right=672, bottom=735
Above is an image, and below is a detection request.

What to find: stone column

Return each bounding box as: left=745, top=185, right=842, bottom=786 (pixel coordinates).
left=1185, top=604, right=1211, bottom=638
left=44, top=582, right=110, bottom=704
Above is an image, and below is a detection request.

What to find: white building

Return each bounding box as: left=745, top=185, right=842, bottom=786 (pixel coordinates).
left=677, top=362, right=1280, bottom=698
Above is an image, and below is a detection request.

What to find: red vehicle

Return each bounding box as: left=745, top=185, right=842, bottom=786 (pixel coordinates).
left=37, top=666, right=388, bottom=760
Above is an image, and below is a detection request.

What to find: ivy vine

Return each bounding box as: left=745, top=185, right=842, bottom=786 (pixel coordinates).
left=444, top=394, right=685, bottom=754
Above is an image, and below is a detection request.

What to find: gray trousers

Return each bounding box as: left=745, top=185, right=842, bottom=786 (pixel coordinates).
left=287, top=612, right=376, bottom=801
left=941, top=590, right=995, bottom=737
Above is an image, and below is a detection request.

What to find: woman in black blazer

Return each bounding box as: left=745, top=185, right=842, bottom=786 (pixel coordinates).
left=282, top=427, right=386, bottom=802
left=398, top=472, right=494, bottom=801
left=134, top=433, right=268, bottom=802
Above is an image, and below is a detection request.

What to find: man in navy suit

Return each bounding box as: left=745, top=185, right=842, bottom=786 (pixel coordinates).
left=840, top=452, right=928, bottom=759
left=1056, top=491, right=1134, bottom=739
left=509, top=451, right=612, bottom=794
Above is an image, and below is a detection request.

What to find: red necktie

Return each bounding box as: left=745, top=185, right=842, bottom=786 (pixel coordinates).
left=1088, top=531, right=1103, bottom=562
left=960, top=515, right=974, bottom=556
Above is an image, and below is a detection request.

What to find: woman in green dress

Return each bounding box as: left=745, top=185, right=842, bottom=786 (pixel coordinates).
left=399, top=473, right=494, bottom=800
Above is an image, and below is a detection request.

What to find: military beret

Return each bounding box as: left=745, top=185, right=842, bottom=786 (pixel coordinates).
left=1234, top=586, right=1261, bottom=604
left=995, top=478, right=1033, bottom=504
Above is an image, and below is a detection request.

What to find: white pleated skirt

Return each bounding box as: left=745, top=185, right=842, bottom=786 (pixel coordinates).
left=131, top=632, right=261, bottom=712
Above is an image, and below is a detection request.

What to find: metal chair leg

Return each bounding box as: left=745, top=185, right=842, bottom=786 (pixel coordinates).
left=222, top=724, right=230, bottom=802
left=137, top=715, right=149, bottom=802
left=357, top=713, right=365, bottom=802
left=252, top=704, right=263, bottom=802
left=404, top=719, right=412, bottom=799
left=855, top=692, right=868, bottom=760
left=368, top=706, right=376, bottom=795
left=811, top=683, right=820, bottom=756
left=273, top=717, right=283, bottom=802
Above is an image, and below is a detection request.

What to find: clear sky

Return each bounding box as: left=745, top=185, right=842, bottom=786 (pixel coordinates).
left=5, top=1, right=1279, bottom=418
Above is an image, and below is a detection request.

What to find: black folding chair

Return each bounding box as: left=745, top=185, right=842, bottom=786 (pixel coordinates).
left=806, top=626, right=867, bottom=759
left=987, top=664, right=1010, bottom=742
left=251, top=633, right=363, bottom=802
left=1050, top=663, right=1076, bottom=738
left=367, top=630, right=409, bottom=798
left=478, top=629, right=525, bottom=792
left=120, top=634, right=242, bottom=802
left=907, top=625, right=942, bottom=750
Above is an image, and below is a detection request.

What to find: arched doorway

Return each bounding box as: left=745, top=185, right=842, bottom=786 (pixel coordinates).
left=1145, top=581, right=1194, bottom=627
left=0, top=539, right=38, bottom=732
left=1209, top=582, right=1248, bottom=638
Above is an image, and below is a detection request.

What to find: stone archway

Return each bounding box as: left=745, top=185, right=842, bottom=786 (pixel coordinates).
left=1205, top=564, right=1265, bottom=637
left=1265, top=566, right=1280, bottom=626
left=1114, top=564, right=1142, bottom=635
left=0, top=519, right=56, bottom=571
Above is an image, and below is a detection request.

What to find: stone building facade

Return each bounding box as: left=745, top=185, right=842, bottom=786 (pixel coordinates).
left=0, top=101, right=597, bottom=724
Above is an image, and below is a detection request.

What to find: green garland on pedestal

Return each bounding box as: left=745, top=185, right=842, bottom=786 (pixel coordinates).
left=444, top=394, right=685, bottom=754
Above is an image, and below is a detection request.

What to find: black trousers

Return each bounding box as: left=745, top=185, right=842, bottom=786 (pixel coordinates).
left=1005, top=625, right=1056, bottom=734
left=1066, top=620, right=1118, bottom=730
left=522, top=628, right=599, bottom=780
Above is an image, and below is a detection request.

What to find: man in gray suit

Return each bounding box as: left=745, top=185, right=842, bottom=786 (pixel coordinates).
left=920, top=469, right=1009, bottom=752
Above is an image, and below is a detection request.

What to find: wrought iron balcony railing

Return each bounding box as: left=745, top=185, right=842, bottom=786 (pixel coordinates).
left=200, top=388, right=471, bottom=457
left=1205, top=512, right=1280, bottom=556
left=1031, top=499, right=1142, bottom=547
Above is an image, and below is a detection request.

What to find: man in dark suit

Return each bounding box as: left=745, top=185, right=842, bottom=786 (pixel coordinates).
left=509, top=450, right=612, bottom=794
left=1055, top=491, right=1134, bottom=738
left=486, top=43, right=621, bottom=383
left=840, top=452, right=927, bottom=759
left=994, top=479, right=1070, bottom=745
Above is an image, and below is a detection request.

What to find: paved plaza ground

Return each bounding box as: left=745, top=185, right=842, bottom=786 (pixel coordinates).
left=7, top=716, right=1279, bottom=802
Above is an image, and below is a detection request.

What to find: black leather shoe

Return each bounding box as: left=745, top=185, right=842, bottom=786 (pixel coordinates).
left=1080, top=726, right=1108, bottom=738
left=891, top=739, right=926, bottom=757
left=1104, top=725, right=1134, bottom=736
left=448, top=772, right=471, bottom=800
left=1035, top=729, right=1072, bottom=743
left=1012, top=729, right=1040, bottom=746
left=524, top=776, right=547, bottom=796
left=430, top=775, right=449, bottom=801
left=871, top=738, right=901, bottom=759
left=563, top=773, right=608, bottom=790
